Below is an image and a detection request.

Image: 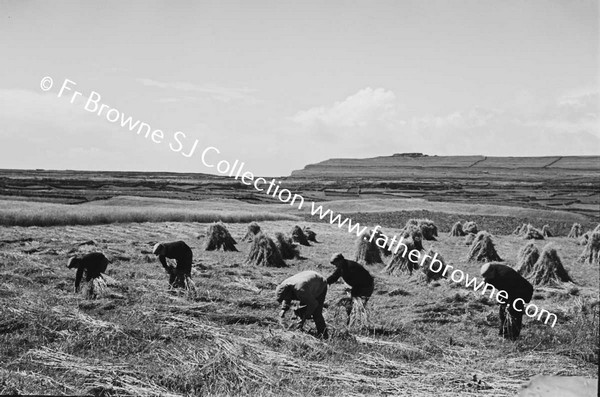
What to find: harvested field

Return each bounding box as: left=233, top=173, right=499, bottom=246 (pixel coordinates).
left=0, top=195, right=597, bottom=396
left=302, top=208, right=595, bottom=236
left=2, top=219, right=596, bottom=396
left=3, top=2, right=599, bottom=394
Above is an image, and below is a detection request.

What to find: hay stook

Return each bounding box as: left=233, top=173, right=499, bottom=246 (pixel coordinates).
left=515, top=241, right=540, bottom=277
left=204, top=222, right=238, bottom=251
left=406, top=218, right=438, bottom=241
left=523, top=224, right=544, bottom=240
left=245, top=232, right=286, bottom=267
left=291, top=225, right=310, bottom=246
left=242, top=222, right=261, bottom=242
left=384, top=237, right=422, bottom=275
left=463, top=221, right=478, bottom=235
left=419, top=248, right=446, bottom=283
left=467, top=231, right=502, bottom=262
left=401, top=225, right=425, bottom=251
left=274, top=232, right=300, bottom=260
left=302, top=226, right=318, bottom=242
left=449, top=221, right=466, bottom=237
left=529, top=244, right=573, bottom=286
left=354, top=230, right=385, bottom=265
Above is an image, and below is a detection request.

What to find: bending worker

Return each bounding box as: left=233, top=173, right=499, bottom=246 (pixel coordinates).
left=480, top=262, right=534, bottom=340
left=275, top=270, right=328, bottom=338
left=66, top=252, right=109, bottom=294
left=327, top=253, right=375, bottom=324
left=152, top=241, right=193, bottom=289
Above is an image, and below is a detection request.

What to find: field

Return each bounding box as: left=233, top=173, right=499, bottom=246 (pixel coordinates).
left=289, top=154, right=600, bottom=219
left=0, top=197, right=297, bottom=227
left=0, top=193, right=598, bottom=396
left=1, top=154, right=599, bottom=220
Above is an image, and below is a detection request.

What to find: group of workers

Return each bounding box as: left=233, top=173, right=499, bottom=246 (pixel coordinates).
left=65, top=240, right=194, bottom=293
left=276, top=252, right=375, bottom=339
left=67, top=239, right=534, bottom=340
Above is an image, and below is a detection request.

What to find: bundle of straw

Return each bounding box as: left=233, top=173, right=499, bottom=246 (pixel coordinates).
left=347, top=297, right=370, bottom=329
left=85, top=276, right=108, bottom=299
left=184, top=275, right=197, bottom=299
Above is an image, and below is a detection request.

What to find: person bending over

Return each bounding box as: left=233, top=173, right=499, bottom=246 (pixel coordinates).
left=152, top=241, right=193, bottom=289
left=67, top=252, right=109, bottom=293
left=480, top=262, right=534, bottom=340
left=276, top=270, right=328, bottom=338
left=327, top=253, right=374, bottom=324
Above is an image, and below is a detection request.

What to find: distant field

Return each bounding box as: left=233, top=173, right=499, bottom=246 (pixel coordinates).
left=287, top=154, right=600, bottom=219
left=295, top=198, right=597, bottom=235
left=1, top=162, right=598, bottom=220
left=1, top=194, right=596, bottom=232
left=0, top=169, right=279, bottom=204
left=0, top=198, right=297, bottom=227
left=301, top=198, right=592, bottom=221
left=312, top=210, right=597, bottom=236
left=83, top=196, right=286, bottom=212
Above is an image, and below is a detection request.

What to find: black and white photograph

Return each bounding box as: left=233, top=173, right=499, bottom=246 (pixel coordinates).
left=0, top=1, right=598, bottom=396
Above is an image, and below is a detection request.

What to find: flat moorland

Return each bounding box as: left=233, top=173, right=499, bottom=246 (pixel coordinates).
left=2, top=155, right=599, bottom=220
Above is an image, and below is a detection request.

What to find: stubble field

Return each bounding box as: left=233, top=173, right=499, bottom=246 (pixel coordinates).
left=0, top=208, right=598, bottom=396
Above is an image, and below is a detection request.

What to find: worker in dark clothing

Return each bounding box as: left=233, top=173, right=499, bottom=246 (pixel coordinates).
left=152, top=241, right=193, bottom=289
left=327, top=253, right=375, bottom=324
left=67, top=252, right=109, bottom=293
left=480, top=262, right=534, bottom=340
left=276, top=270, right=328, bottom=338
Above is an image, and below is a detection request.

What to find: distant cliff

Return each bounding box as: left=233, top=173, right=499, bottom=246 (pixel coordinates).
left=290, top=154, right=600, bottom=178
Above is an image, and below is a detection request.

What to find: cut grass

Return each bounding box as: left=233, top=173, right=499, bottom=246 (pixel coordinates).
left=0, top=220, right=597, bottom=396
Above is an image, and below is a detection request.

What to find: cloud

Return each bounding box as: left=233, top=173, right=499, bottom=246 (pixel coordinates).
left=290, top=87, right=403, bottom=128
left=136, top=78, right=260, bottom=104
left=284, top=87, right=600, bottom=163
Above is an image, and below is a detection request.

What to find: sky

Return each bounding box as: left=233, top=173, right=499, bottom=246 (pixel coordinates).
left=0, top=0, right=598, bottom=176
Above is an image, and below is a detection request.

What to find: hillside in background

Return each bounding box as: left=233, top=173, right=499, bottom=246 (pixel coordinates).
left=291, top=153, right=600, bottom=177
left=287, top=154, right=600, bottom=219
